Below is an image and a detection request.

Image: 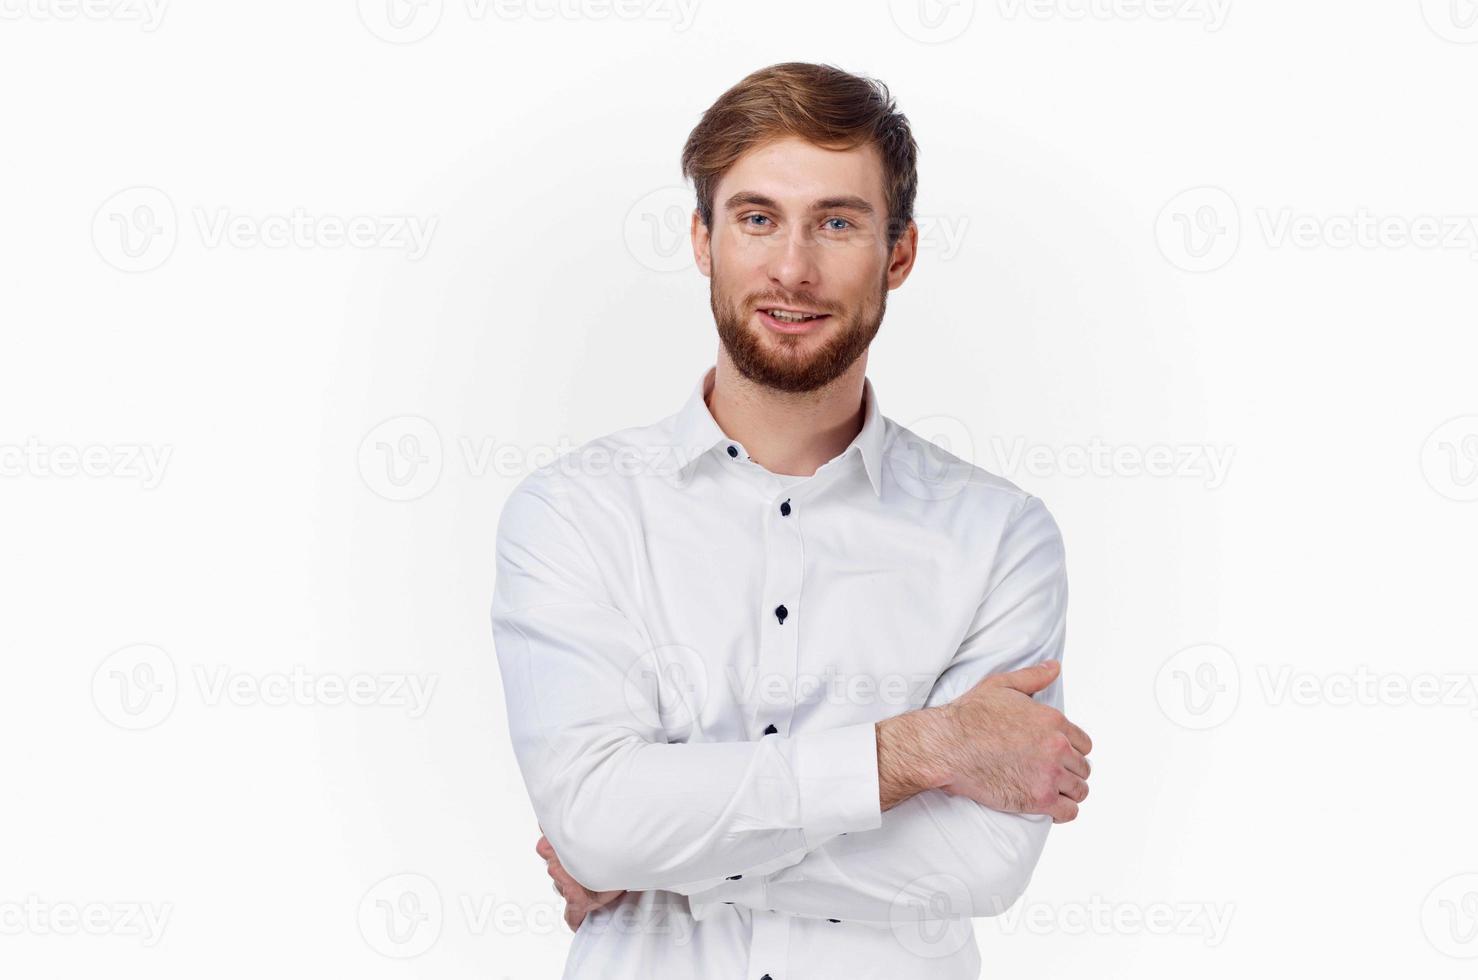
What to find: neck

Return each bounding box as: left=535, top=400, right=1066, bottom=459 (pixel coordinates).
left=706, top=349, right=868, bottom=478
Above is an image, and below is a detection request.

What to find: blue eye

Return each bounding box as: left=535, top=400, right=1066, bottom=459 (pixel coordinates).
left=744, top=214, right=772, bottom=227
left=825, top=218, right=851, bottom=231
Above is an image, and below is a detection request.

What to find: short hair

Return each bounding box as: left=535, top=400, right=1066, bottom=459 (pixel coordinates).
left=681, top=62, right=919, bottom=250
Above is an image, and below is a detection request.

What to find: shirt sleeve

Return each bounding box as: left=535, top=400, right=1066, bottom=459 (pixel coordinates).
left=684, top=494, right=1068, bottom=924
left=491, top=470, right=883, bottom=895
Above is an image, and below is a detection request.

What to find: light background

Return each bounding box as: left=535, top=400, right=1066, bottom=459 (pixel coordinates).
left=2, top=0, right=1476, bottom=977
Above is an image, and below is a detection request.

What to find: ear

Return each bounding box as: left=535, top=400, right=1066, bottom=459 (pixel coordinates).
left=886, top=219, right=919, bottom=289
left=691, top=209, right=712, bottom=278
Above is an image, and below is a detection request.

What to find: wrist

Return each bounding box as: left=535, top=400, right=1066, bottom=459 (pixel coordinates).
left=875, top=707, right=954, bottom=810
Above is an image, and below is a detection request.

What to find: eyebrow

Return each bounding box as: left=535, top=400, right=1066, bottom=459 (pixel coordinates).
left=722, top=192, right=876, bottom=216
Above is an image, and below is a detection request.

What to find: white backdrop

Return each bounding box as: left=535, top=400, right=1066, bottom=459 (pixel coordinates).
left=3, top=1, right=1476, bottom=977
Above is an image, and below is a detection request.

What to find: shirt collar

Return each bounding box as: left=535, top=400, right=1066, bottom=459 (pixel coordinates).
left=665, top=364, right=887, bottom=498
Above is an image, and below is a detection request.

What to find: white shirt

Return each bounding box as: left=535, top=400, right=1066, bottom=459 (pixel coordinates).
left=491, top=364, right=1069, bottom=980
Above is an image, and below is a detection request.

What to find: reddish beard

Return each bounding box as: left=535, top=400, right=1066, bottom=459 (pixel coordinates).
left=711, top=266, right=888, bottom=393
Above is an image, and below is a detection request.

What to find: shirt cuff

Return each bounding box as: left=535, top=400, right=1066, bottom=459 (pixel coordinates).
left=796, top=721, right=883, bottom=850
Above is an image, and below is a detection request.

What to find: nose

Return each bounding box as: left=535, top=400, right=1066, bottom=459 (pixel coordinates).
left=765, top=224, right=820, bottom=292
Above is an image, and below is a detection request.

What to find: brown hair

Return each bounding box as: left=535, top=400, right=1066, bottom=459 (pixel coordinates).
left=681, top=62, right=919, bottom=250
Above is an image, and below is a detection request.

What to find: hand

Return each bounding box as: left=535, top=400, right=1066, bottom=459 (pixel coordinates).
left=937, top=660, right=1093, bottom=822
left=536, top=832, right=627, bottom=932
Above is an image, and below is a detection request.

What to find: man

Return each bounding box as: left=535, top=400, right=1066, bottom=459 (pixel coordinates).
left=491, top=62, right=1092, bottom=979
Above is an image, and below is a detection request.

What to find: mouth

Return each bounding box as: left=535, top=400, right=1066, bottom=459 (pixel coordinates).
left=756, top=306, right=832, bottom=334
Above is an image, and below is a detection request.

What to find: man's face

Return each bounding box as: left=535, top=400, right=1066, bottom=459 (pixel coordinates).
left=692, top=135, right=916, bottom=393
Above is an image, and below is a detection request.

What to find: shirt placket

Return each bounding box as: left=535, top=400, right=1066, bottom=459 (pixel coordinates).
left=720, top=442, right=805, bottom=980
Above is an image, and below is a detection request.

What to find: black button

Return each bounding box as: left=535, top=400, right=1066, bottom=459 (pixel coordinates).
left=779, top=498, right=791, bottom=516
left=828, top=918, right=841, bottom=923
left=727, top=445, right=739, bottom=457
left=761, top=975, right=773, bottom=980
left=726, top=874, right=742, bottom=880
left=774, top=604, right=788, bottom=624
left=763, top=724, right=777, bottom=735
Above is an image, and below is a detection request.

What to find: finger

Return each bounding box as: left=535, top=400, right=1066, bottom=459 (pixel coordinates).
left=1057, top=773, right=1089, bottom=803
left=590, top=889, right=625, bottom=908
left=1063, top=720, right=1092, bottom=755
left=1061, top=748, right=1090, bottom=780
left=986, top=660, right=1060, bottom=695
left=1049, top=796, right=1080, bottom=824
left=536, top=835, right=554, bottom=860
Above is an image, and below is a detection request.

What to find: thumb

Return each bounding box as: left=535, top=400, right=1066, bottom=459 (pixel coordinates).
left=985, top=659, right=1060, bottom=694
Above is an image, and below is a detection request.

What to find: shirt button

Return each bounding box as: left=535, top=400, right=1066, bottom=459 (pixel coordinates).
left=727, top=445, right=739, bottom=457
left=779, top=498, right=791, bottom=516
left=726, top=874, right=743, bottom=880
left=774, top=604, right=788, bottom=624
left=761, top=975, right=773, bottom=980
left=763, top=724, right=777, bottom=735
left=829, top=918, right=841, bottom=923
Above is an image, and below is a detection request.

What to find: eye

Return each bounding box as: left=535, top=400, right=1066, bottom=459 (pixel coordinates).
left=824, top=217, right=852, bottom=232
left=742, top=214, right=772, bottom=228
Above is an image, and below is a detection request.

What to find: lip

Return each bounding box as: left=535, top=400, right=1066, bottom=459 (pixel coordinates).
left=757, top=308, right=832, bottom=334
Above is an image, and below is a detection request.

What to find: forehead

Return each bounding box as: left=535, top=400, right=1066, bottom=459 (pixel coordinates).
left=715, top=135, right=886, bottom=211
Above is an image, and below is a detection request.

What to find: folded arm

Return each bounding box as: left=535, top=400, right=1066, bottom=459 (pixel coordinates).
left=682, top=494, right=1074, bottom=923
left=491, top=471, right=883, bottom=895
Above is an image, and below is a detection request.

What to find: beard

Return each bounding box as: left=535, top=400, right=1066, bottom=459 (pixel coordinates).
left=711, top=263, right=888, bottom=394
